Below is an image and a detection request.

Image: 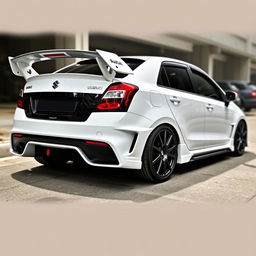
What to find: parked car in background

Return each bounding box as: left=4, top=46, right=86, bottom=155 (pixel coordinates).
left=217, top=80, right=256, bottom=111
left=217, top=82, right=241, bottom=107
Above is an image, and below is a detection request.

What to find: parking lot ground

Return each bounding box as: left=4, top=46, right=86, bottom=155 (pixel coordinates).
left=0, top=104, right=15, bottom=142
left=0, top=110, right=256, bottom=204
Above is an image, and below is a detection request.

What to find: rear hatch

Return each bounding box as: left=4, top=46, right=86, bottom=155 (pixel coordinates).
left=9, top=50, right=145, bottom=122
left=23, top=73, right=111, bottom=121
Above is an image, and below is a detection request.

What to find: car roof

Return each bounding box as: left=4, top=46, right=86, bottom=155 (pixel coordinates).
left=121, top=56, right=208, bottom=75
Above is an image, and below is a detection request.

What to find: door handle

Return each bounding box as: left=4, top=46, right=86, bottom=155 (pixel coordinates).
left=170, top=96, right=181, bottom=105
left=206, top=104, right=214, bottom=111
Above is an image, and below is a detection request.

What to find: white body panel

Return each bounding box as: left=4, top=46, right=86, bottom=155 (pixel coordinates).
left=9, top=51, right=246, bottom=170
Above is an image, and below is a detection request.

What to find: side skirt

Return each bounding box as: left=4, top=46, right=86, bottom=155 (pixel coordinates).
left=190, top=148, right=231, bottom=161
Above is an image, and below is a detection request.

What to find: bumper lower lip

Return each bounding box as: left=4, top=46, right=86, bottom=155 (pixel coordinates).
left=11, top=133, right=119, bottom=166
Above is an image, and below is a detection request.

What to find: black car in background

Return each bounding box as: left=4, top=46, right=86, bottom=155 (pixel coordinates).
left=217, top=80, right=256, bottom=111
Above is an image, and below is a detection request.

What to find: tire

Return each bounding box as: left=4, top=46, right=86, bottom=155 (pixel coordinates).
left=141, top=125, right=178, bottom=182
left=233, top=121, right=247, bottom=156
left=34, top=148, right=69, bottom=167
left=244, top=107, right=251, bottom=112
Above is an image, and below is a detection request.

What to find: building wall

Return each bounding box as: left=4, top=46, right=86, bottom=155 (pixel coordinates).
left=1, top=32, right=256, bottom=102
left=88, top=32, right=256, bottom=82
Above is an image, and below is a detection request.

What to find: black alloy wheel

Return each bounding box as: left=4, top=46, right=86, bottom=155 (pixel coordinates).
left=142, top=125, right=178, bottom=182
left=233, top=121, right=247, bottom=156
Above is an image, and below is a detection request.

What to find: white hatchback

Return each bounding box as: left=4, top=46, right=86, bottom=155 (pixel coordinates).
left=9, top=49, right=247, bottom=182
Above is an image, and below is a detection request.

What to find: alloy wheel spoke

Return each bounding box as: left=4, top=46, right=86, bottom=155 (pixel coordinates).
left=157, top=160, right=163, bottom=174
left=166, top=135, right=173, bottom=146
left=158, top=134, right=164, bottom=147
left=237, top=140, right=242, bottom=151
left=163, top=160, right=167, bottom=174
left=153, top=146, right=161, bottom=152
left=164, top=130, right=167, bottom=144
left=167, top=144, right=177, bottom=153
left=153, top=154, right=161, bottom=164
left=167, top=153, right=175, bottom=158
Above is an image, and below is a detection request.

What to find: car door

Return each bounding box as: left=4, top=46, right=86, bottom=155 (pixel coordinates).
left=190, top=68, right=234, bottom=147
left=157, top=62, right=205, bottom=150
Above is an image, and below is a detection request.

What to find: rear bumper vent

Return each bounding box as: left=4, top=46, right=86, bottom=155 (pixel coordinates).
left=23, top=92, right=101, bottom=121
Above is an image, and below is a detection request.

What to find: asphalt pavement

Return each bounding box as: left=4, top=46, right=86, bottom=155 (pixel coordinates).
left=0, top=109, right=256, bottom=204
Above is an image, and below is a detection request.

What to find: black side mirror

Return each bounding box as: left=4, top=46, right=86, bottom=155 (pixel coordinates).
left=225, top=91, right=237, bottom=106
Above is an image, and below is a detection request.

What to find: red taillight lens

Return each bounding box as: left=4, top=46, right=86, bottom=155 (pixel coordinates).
left=250, top=91, right=256, bottom=98
left=17, top=89, right=24, bottom=108
left=13, top=133, right=23, bottom=137
left=97, top=102, right=120, bottom=110
left=85, top=140, right=108, bottom=146
left=96, top=83, right=138, bottom=111
left=17, top=98, right=23, bottom=108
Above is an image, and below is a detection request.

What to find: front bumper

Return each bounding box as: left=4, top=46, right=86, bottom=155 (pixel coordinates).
left=11, top=108, right=153, bottom=169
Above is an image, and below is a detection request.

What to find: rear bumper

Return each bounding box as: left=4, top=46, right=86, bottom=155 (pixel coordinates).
left=11, top=108, right=153, bottom=169
left=12, top=134, right=119, bottom=165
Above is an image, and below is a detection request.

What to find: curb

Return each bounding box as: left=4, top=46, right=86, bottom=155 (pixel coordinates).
left=0, top=143, right=11, bottom=158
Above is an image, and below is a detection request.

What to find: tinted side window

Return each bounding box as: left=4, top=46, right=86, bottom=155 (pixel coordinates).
left=191, top=71, right=222, bottom=101
left=158, top=65, right=193, bottom=93
left=157, top=67, right=169, bottom=87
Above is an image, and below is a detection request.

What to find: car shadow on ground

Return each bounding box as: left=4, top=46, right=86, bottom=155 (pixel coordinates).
left=11, top=151, right=256, bottom=203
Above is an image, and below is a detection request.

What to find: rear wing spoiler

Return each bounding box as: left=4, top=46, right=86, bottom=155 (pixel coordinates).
left=8, top=49, right=133, bottom=81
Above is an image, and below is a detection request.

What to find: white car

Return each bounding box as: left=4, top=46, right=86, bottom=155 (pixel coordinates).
left=9, top=49, right=247, bottom=182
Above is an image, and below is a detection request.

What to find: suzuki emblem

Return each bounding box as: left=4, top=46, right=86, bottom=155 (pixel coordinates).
left=52, top=80, right=59, bottom=89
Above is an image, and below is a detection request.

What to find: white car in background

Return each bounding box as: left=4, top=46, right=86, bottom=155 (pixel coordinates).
left=9, top=49, right=247, bottom=182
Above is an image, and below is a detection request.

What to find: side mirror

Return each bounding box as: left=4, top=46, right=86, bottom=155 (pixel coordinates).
left=225, top=91, right=237, bottom=106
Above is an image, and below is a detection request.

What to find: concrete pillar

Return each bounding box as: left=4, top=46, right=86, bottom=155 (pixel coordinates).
left=54, top=33, right=89, bottom=69
left=55, top=34, right=75, bottom=69
left=225, top=56, right=251, bottom=81
left=192, top=45, right=214, bottom=76
left=75, top=33, right=89, bottom=50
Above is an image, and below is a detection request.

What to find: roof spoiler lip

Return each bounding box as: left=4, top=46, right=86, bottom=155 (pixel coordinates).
left=8, top=49, right=133, bottom=81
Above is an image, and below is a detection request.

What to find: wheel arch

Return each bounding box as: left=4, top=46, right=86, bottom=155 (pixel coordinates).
left=141, top=121, right=182, bottom=162
left=149, top=118, right=184, bottom=145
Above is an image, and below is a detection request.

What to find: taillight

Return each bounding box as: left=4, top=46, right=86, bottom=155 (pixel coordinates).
left=17, top=89, right=24, bottom=108
left=250, top=91, right=256, bottom=98
left=13, top=133, right=23, bottom=137
left=96, top=83, right=138, bottom=111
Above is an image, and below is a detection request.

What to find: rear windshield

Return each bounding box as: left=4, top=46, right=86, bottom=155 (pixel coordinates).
left=57, top=58, right=144, bottom=78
